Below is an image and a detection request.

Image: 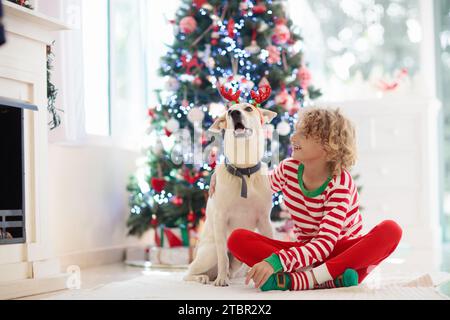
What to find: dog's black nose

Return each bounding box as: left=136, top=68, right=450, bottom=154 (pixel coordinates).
left=229, top=109, right=241, bottom=120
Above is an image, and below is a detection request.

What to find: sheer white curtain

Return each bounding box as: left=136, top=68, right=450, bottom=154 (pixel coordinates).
left=37, top=0, right=87, bottom=143
left=109, top=0, right=180, bottom=150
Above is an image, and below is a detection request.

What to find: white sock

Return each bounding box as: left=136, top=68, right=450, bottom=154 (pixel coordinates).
left=312, top=263, right=333, bottom=285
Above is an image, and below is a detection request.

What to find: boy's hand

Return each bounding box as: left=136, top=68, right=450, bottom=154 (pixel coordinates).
left=208, top=172, right=216, bottom=198
left=245, top=261, right=275, bottom=289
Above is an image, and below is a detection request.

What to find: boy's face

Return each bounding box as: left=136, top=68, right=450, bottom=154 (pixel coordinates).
left=290, top=128, right=327, bottom=162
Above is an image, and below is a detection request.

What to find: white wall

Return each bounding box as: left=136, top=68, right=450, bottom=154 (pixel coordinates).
left=47, top=144, right=142, bottom=269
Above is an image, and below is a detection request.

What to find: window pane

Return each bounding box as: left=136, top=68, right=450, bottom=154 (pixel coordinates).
left=437, top=0, right=450, bottom=242
left=82, top=0, right=110, bottom=136
left=287, top=0, right=421, bottom=101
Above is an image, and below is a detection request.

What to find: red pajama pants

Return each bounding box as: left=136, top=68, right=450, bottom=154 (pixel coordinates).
left=227, top=220, right=403, bottom=284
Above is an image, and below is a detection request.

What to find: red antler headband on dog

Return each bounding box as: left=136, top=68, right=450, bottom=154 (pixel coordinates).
left=218, top=83, right=272, bottom=124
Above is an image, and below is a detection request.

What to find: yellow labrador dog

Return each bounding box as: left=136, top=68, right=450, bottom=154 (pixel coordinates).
left=184, top=86, right=277, bottom=286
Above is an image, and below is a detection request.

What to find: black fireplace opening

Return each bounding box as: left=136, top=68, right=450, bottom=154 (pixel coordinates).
left=0, top=97, right=38, bottom=245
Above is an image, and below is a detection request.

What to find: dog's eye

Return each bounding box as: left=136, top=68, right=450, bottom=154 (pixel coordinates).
left=245, top=107, right=253, bottom=112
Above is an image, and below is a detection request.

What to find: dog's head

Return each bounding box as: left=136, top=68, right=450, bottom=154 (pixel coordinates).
left=208, top=84, right=277, bottom=166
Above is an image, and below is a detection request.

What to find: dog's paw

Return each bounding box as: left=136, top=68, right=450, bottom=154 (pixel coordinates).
left=213, top=276, right=230, bottom=287
left=196, top=275, right=210, bottom=285
left=183, top=274, right=210, bottom=284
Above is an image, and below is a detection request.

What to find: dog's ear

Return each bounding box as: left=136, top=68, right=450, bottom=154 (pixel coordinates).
left=209, top=113, right=227, bottom=133
left=260, top=109, right=277, bottom=124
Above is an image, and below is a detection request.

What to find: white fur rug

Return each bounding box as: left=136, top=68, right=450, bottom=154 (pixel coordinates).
left=44, top=269, right=450, bottom=300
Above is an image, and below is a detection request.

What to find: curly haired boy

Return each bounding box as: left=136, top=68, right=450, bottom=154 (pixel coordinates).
left=211, top=107, right=403, bottom=291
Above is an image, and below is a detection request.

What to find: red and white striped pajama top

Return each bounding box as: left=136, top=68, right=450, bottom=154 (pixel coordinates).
left=268, top=158, right=363, bottom=272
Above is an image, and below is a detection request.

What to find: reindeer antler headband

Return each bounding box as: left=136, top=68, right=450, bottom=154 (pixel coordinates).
left=218, top=83, right=272, bottom=124
left=218, top=83, right=272, bottom=107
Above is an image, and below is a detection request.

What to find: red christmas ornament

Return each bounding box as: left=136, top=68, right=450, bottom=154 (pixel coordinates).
left=151, top=178, right=166, bottom=193
left=266, top=45, right=281, bottom=64
left=227, top=18, right=236, bottom=38
left=252, top=0, right=267, bottom=14
left=272, top=19, right=291, bottom=45
left=297, top=65, right=312, bottom=90
left=201, top=208, right=206, bottom=216
left=187, top=211, right=196, bottom=223
left=192, top=0, right=207, bottom=9
left=193, top=76, right=203, bottom=86
left=172, top=196, right=184, bottom=207
left=150, top=215, right=158, bottom=227
left=179, top=16, right=197, bottom=34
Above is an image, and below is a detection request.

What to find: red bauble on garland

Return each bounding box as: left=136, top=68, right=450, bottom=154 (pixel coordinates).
left=151, top=177, right=166, bottom=193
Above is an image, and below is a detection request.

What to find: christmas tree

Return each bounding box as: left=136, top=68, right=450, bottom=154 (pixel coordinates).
left=126, top=0, right=321, bottom=238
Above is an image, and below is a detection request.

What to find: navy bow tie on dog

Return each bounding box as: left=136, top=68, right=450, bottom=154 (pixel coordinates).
left=225, top=159, right=262, bottom=199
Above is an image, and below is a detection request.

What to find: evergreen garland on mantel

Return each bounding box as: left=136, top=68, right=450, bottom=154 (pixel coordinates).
left=7, top=0, right=63, bottom=130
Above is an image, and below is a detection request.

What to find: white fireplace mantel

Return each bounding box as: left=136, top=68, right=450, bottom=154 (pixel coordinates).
left=0, top=1, right=70, bottom=299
